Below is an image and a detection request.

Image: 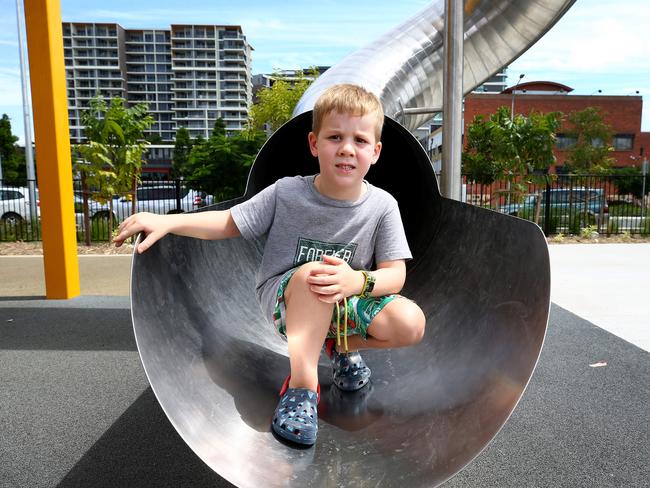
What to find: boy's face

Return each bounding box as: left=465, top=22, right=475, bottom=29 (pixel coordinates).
left=308, top=111, right=382, bottom=198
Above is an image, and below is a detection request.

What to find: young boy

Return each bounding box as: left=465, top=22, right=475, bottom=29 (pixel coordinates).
left=114, top=84, right=426, bottom=447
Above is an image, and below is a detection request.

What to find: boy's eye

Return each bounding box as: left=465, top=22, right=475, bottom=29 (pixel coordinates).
left=355, top=137, right=368, bottom=144
left=328, top=135, right=341, bottom=141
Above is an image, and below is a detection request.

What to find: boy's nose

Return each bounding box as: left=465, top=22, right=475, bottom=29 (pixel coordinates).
left=337, top=140, right=354, bottom=156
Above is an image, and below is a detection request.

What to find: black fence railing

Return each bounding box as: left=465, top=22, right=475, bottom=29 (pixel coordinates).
left=0, top=180, right=41, bottom=242
left=463, top=173, right=650, bottom=236
left=2, top=174, right=649, bottom=242
left=0, top=179, right=216, bottom=243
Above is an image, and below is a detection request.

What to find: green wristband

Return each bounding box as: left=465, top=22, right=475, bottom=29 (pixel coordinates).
left=360, top=270, right=376, bottom=298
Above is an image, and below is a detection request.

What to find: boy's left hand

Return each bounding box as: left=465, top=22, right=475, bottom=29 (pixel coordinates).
left=306, top=254, right=364, bottom=303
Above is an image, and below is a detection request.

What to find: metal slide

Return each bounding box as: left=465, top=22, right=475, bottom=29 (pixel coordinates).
left=130, top=1, right=573, bottom=486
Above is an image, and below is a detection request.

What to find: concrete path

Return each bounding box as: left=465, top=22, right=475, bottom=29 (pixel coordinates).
left=0, top=254, right=132, bottom=297
left=549, top=243, right=650, bottom=352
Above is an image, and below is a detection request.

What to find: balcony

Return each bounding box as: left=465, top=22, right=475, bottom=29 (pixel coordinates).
left=222, top=55, right=246, bottom=62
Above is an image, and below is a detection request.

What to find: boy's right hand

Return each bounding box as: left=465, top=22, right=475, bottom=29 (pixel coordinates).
left=115, top=212, right=170, bottom=254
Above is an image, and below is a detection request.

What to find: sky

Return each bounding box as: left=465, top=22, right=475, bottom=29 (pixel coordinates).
left=1, top=0, right=649, bottom=144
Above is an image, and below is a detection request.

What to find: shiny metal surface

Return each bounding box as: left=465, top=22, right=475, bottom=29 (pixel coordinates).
left=131, top=114, right=551, bottom=488
left=130, top=0, right=571, bottom=485
left=440, top=0, right=464, bottom=200
left=294, top=0, right=577, bottom=131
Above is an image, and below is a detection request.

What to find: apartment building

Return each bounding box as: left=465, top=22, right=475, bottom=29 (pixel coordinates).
left=472, top=70, right=509, bottom=94
left=251, top=66, right=329, bottom=97
left=63, top=22, right=252, bottom=143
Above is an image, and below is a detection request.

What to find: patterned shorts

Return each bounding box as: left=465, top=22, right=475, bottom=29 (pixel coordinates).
left=272, top=267, right=399, bottom=339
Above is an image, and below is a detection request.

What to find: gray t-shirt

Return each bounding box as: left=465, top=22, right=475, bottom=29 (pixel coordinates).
left=230, top=175, right=412, bottom=321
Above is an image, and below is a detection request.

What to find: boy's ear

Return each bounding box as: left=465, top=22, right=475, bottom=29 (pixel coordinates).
left=371, top=141, right=382, bottom=165
left=308, top=132, right=319, bottom=157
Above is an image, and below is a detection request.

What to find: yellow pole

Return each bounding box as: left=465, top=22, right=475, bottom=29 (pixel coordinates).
left=23, top=0, right=80, bottom=299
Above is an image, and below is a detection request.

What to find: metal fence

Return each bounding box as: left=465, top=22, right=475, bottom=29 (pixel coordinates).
left=463, top=173, right=650, bottom=236
left=2, top=174, right=649, bottom=242
left=0, top=179, right=215, bottom=242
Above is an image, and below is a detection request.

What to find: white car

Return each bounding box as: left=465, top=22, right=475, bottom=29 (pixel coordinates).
left=73, top=191, right=115, bottom=226
left=0, top=186, right=40, bottom=225
left=114, top=184, right=213, bottom=222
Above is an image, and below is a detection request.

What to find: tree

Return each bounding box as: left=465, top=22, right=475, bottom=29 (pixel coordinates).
left=184, top=125, right=266, bottom=202
left=463, top=106, right=561, bottom=218
left=75, top=95, right=154, bottom=242
left=172, top=127, right=192, bottom=178
left=248, top=69, right=315, bottom=133
left=145, top=133, right=163, bottom=145
left=564, top=107, right=615, bottom=174
left=0, top=114, right=27, bottom=186
left=612, top=166, right=649, bottom=201
left=212, top=118, right=226, bottom=138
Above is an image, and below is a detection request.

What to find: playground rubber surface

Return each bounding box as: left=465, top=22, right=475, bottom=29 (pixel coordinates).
left=0, top=296, right=648, bottom=488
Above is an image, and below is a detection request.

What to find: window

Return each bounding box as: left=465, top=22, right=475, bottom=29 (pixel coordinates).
left=137, top=187, right=188, bottom=200
left=613, top=134, right=634, bottom=151
left=0, top=190, right=25, bottom=201
left=556, top=134, right=577, bottom=150
left=591, top=138, right=604, bottom=148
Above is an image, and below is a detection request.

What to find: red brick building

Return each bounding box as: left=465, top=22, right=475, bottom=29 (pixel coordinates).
left=464, top=81, right=649, bottom=170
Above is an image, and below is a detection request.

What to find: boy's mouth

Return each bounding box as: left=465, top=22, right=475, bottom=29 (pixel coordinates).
left=336, top=163, right=355, bottom=171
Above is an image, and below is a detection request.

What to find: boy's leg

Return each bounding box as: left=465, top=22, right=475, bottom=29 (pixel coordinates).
left=283, top=262, right=333, bottom=392
left=344, top=297, right=426, bottom=351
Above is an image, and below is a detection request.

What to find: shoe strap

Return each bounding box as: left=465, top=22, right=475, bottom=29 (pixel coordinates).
left=279, top=375, right=320, bottom=403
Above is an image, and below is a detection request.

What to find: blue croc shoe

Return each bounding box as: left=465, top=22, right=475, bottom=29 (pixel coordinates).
left=325, top=340, right=371, bottom=392
left=271, top=376, right=320, bottom=446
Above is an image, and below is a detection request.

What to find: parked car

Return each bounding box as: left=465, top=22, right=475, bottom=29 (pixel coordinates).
left=114, top=184, right=213, bottom=222
left=500, top=188, right=609, bottom=228
left=0, top=186, right=40, bottom=225
left=73, top=191, right=115, bottom=225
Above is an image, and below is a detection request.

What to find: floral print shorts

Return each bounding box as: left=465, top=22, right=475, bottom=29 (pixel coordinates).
left=272, top=267, right=399, bottom=339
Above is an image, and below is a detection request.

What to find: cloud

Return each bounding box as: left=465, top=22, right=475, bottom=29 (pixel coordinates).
left=0, top=76, right=23, bottom=106
left=64, top=4, right=428, bottom=73
left=511, top=1, right=650, bottom=74
left=0, top=67, right=20, bottom=78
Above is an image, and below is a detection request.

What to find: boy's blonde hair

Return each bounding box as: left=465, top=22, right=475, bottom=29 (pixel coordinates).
left=312, top=84, right=384, bottom=141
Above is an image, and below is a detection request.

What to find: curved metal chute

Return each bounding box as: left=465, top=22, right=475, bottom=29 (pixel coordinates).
left=132, top=115, right=550, bottom=487
left=295, top=0, right=577, bottom=131
left=131, top=0, right=565, bottom=486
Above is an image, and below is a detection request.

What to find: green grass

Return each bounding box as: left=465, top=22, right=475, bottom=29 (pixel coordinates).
left=1, top=215, right=116, bottom=243
left=76, top=216, right=117, bottom=242
left=0, top=220, right=40, bottom=241
left=608, top=202, right=642, bottom=217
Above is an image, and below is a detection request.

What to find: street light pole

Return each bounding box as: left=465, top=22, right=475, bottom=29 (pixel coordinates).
left=15, top=0, right=37, bottom=222
left=642, top=158, right=648, bottom=221
left=510, top=73, right=525, bottom=119
left=440, top=0, right=464, bottom=201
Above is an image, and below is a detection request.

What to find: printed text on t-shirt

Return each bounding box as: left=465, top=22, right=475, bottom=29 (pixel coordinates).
left=293, top=237, right=358, bottom=265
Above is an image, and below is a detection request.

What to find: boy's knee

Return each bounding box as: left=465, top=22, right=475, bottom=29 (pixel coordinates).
left=285, top=262, right=324, bottom=301
left=410, top=304, right=426, bottom=344
left=289, top=262, right=321, bottom=290
left=396, top=301, right=426, bottom=345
